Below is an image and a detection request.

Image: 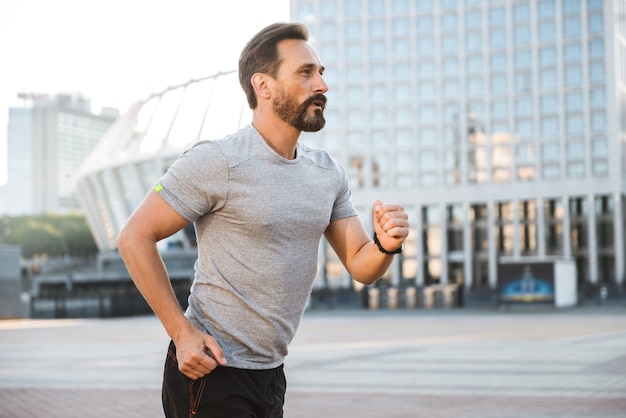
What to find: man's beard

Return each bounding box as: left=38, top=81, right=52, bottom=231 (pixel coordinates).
left=272, top=89, right=327, bottom=132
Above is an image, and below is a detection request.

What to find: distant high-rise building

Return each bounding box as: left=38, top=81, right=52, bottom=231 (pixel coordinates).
left=4, top=93, right=118, bottom=215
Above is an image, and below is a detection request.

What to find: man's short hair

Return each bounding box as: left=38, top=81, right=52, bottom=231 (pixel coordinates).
left=239, top=22, right=309, bottom=109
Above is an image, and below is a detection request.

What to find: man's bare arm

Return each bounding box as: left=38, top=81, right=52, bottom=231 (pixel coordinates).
left=325, top=200, right=409, bottom=285
left=117, top=190, right=226, bottom=379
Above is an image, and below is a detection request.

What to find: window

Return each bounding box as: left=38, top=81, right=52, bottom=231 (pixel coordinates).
left=567, top=140, right=585, bottom=160
left=345, top=0, right=362, bottom=18
left=514, top=50, right=531, bottom=69
left=370, top=19, right=386, bottom=38
left=394, top=18, right=410, bottom=37
left=417, top=15, right=434, bottom=34
left=346, top=22, right=362, bottom=40
left=542, top=143, right=559, bottom=163
left=514, top=2, right=530, bottom=22
left=589, top=13, right=603, bottom=35
left=490, top=29, right=507, bottom=49
left=370, top=41, right=386, bottom=61
left=565, top=91, right=583, bottom=111
left=442, top=59, right=459, bottom=77
left=539, top=47, right=556, bottom=66
left=566, top=114, right=584, bottom=135
left=466, top=9, right=482, bottom=29
left=589, top=39, right=604, bottom=58
left=563, top=0, right=580, bottom=14
left=541, top=117, right=559, bottom=138
left=442, top=35, right=459, bottom=55
left=538, top=0, right=555, bottom=19
left=321, top=1, right=337, bottom=19
left=516, top=119, right=533, bottom=140
left=590, top=88, right=606, bottom=108
left=590, top=62, right=605, bottom=83
left=564, top=43, right=581, bottom=63
left=418, top=60, right=436, bottom=79
left=541, top=95, right=558, bottom=114
left=369, top=0, right=385, bottom=16
left=491, top=53, right=508, bottom=72
left=540, top=69, right=557, bottom=90
left=394, top=62, right=411, bottom=82
left=466, top=32, right=482, bottom=52
left=491, top=75, right=508, bottom=95
left=418, top=83, right=436, bottom=102
left=491, top=100, right=508, bottom=119
left=514, top=26, right=531, bottom=46
left=419, top=107, right=437, bottom=125
left=392, top=0, right=410, bottom=14
left=441, top=13, right=458, bottom=32
left=539, top=21, right=556, bottom=42
left=564, top=65, right=582, bottom=86
left=592, top=111, right=606, bottom=132
left=563, top=17, right=581, bottom=38
left=394, top=40, right=411, bottom=60
left=516, top=97, right=533, bottom=117
left=467, top=56, right=483, bottom=74
left=592, top=137, right=608, bottom=158
left=443, top=81, right=460, bottom=100
left=490, top=7, right=505, bottom=26
left=346, top=43, right=363, bottom=61
left=370, top=64, right=386, bottom=83
left=395, top=84, right=411, bottom=103
left=418, top=38, right=435, bottom=56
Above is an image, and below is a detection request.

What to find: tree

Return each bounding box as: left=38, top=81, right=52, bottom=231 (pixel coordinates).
left=0, top=214, right=98, bottom=258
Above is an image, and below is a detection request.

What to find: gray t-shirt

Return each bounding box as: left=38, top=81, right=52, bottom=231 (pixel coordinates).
left=157, top=124, right=357, bottom=369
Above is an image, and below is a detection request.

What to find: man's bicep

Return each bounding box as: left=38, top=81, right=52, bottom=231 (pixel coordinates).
left=324, top=216, right=370, bottom=267
left=124, top=190, right=191, bottom=242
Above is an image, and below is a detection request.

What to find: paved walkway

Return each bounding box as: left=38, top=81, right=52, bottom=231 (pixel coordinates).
left=1, top=306, right=626, bottom=417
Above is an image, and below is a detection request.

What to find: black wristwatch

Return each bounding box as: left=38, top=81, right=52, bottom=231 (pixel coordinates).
left=373, top=233, right=403, bottom=255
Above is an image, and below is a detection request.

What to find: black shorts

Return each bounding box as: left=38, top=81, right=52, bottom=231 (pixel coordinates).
left=162, top=341, right=286, bottom=418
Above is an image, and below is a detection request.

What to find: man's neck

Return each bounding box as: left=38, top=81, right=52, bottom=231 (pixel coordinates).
left=252, top=115, right=301, bottom=160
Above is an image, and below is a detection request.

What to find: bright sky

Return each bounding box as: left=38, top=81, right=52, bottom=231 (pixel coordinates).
left=0, top=0, right=290, bottom=184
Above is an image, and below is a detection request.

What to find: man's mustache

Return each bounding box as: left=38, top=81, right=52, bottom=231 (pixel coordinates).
left=302, top=94, right=327, bottom=109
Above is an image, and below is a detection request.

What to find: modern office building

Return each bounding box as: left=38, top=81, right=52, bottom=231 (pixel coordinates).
left=76, top=0, right=625, bottom=307
left=4, top=93, right=118, bottom=215
left=290, top=0, right=625, bottom=300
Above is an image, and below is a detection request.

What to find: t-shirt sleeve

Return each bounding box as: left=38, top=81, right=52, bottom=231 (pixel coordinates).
left=156, top=141, right=228, bottom=222
left=330, top=161, right=358, bottom=222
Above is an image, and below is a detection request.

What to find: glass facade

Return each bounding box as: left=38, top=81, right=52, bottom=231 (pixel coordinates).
left=293, top=0, right=625, bottom=298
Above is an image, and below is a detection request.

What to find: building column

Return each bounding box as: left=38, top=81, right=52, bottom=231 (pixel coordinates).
left=613, top=192, right=624, bottom=285
left=416, top=205, right=425, bottom=287
left=488, top=200, right=497, bottom=289
left=562, top=195, right=572, bottom=258
left=588, top=193, right=598, bottom=284
left=536, top=197, right=545, bottom=257
left=463, top=201, right=473, bottom=289
left=440, top=203, right=448, bottom=285
left=512, top=199, right=520, bottom=258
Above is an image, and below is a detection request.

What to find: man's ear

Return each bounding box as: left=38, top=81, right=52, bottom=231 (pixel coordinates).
left=251, top=73, right=271, bottom=100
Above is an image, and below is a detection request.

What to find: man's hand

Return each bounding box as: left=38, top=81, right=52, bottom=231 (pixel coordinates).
left=174, top=325, right=227, bottom=380
left=372, top=200, right=409, bottom=253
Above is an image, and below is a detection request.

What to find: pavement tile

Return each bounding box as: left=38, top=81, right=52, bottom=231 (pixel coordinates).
left=1, top=306, right=625, bottom=417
